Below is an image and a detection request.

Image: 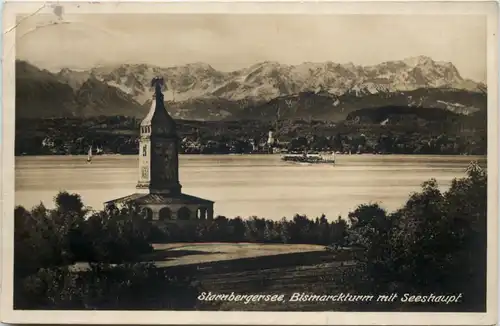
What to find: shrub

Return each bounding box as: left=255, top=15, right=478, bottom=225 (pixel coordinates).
left=15, top=263, right=201, bottom=310
left=82, top=210, right=154, bottom=263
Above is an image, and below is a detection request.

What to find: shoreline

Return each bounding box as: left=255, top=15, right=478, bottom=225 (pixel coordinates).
left=14, top=152, right=484, bottom=157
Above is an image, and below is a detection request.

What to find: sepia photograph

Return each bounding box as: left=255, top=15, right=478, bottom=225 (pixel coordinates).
left=1, top=1, right=498, bottom=325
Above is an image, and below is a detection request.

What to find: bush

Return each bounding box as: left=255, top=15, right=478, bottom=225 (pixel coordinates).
left=14, top=203, right=77, bottom=277
left=82, top=210, right=154, bottom=263
left=15, top=263, right=201, bottom=310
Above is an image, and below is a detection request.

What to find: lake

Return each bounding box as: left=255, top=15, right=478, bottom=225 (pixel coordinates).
left=15, top=154, right=486, bottom=220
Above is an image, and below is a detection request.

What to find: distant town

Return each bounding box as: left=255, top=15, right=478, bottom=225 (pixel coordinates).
left=15, top=112, right=486, bottom=156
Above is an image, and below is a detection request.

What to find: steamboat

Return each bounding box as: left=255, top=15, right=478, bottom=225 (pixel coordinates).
left=281, top=151, right=336, bottom=164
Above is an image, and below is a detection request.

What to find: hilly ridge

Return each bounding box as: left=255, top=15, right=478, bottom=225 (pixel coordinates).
left=59, top=56, right=485, bottom=105
left=16, top=61, right=78, bottom=118
left=16, top=61, right=146, bottom=119
left=15, top=58, right=487, bottom=121
left=164, top=88, right=486, bottom=121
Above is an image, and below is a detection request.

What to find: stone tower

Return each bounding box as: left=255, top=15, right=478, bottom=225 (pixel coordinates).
left=136, top=77, right=181, bottom=195
left=105, top=77, right=214, bottom=222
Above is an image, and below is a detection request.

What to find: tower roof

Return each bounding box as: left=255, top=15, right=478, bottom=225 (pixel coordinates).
left=104, top=192, right=214, bottom=206
left=141, top=77, right=177, bottom=136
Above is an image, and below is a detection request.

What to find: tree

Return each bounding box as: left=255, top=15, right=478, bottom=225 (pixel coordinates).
left=289, top=136, right=308, bottom=151
left=331, top=133, right=343, bottom=152
left=311, top=136, right=329, bottom=150
left=330, top=216, right=347, bottom=246
left=228, top=217, right=246, bottom=242
left=342, top=161, right=488, bottom=310
left=279, top=218, right=291, bottom=244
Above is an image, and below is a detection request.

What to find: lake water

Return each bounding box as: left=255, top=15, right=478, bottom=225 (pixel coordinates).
left=15, top=154, right=486, bottom=220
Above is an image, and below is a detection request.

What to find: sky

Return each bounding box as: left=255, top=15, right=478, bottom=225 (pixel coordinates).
left=16, top=14, right=487, bottom=82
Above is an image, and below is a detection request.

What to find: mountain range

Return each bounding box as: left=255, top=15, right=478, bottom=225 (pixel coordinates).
left=16, top=56, right=487, bottom=121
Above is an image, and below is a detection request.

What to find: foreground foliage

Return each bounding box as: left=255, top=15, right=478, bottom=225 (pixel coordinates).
left=17, top=263, right=199, bottom=310
left=341, top=161, right=487, bottom=311
left=14, top=192, right=199, bottom=309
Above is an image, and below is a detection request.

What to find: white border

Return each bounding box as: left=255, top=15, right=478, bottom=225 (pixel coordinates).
left=1, top=1, right=498, bottom=325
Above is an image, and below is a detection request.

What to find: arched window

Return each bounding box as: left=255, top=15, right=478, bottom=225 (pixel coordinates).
left=177, top=207, right=191, bottom=220
left=197, top=208, right=206, bottom=220
left=159, top=207, right=172, bottom=221
left=141, top=207, right=153, bottom=221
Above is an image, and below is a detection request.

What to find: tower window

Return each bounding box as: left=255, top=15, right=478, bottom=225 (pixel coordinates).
left=177, top=207, right=191, bottom=220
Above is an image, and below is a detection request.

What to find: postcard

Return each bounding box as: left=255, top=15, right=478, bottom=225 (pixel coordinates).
left=1, top=0, right=498, bottom=325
